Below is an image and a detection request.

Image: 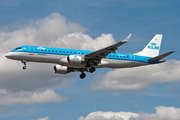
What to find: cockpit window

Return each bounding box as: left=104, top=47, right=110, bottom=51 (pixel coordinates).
left=14, top=47, right=22, bottom=50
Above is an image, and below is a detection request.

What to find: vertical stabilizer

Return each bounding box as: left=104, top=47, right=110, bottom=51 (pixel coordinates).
left=134, top=34, right=163, bottom=57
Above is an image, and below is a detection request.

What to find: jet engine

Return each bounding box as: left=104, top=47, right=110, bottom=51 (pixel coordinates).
left=53, top=65, right=74, bottom=74
left=67, top=55, right=85, bottom=64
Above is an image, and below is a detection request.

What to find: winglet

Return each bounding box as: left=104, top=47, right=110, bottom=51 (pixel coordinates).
left=122, top=33, right=132, bottom=42
left=148, top=51, right=175, bottom=61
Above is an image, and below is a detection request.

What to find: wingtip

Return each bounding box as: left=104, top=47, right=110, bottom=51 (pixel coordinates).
left=169, top=51, right=175, bottom=54
left=120, top=33, right=132, bottom=43
left=125, top=33, right=132, bottom=41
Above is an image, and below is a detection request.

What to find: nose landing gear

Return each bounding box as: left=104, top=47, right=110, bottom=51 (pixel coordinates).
left=21, top=60, right=27, bottom=70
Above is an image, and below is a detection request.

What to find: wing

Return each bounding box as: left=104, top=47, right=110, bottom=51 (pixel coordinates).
left=84, top=33, right=132, bottom=60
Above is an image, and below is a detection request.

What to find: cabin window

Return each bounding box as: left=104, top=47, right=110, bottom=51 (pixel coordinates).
left=78, top=52, right=80, bottom=54
left=14, top=47, right=22, bottom=50
left=124, top=56, right=125, bottom=58
left=74, top=52, right=76, bottom=54
left=82, top=53, right=84, bottom=54
left=120, top=56, right=122, bottom=57
left=49, top=50, right=50, bottom=52
left=63, top=51, right=65, bottom=53
left=117, top=56, right=118, bottom=57
left=70, top=52, right=72, bottom=53
left=113, top=55, right=115, bottom=57
left=67, top=51, right=69, bottom=53
left=41, top=49, right=43, bottom=51
left=52, top=50, right=54, bottom=52
left=56, top=51, right=58, bottom=52
left=59, top=51, right=61, bottom=53
left=127, top=55, right=129, bottom=58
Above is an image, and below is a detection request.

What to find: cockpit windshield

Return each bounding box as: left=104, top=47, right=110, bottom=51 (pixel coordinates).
left=14, top=47, right=22, bottom=50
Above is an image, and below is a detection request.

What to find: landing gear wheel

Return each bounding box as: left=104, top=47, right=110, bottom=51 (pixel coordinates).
left=23, top=66, right=26, bottom=70
left=89, top=67, right=96, bottom=73
left=80, top=73, right=86, bottom=79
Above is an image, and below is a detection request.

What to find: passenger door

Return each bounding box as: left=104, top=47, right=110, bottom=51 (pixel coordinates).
left=29, top=46, right=34, bottom=55
left=131, top=55, right=135, bottom=63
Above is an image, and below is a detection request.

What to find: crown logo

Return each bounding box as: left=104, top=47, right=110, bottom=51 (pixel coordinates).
left=151, top=42, right=156, bottom=46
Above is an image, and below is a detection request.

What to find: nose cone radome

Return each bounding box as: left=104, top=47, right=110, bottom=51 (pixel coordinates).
left=5, top=52, right=13, bottom=59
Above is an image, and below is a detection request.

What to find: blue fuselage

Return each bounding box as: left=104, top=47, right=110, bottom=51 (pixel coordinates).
left=6, top=45, right=161, bottom=69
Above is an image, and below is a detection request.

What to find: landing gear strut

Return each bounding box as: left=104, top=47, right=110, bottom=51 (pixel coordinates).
left=80, top=73, right=86, bottom=79
left=21, top=60, right=27, bottom=70
left=89, top=67, right=96, bottom=73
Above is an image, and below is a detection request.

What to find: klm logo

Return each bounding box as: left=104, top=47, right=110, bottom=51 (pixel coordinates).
left=148, top=42, right=159, bottom=50
left=73, top=56, right=78, bottom=60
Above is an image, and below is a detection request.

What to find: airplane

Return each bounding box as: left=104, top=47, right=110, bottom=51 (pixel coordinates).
left=5, top=34, right=175, bottom=79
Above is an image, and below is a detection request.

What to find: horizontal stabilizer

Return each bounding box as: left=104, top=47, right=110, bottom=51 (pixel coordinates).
left=148, top=51, right=175, bottom=61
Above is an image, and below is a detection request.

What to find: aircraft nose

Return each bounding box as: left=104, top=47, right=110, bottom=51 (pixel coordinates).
left=5, top=52, right=13, bottom=58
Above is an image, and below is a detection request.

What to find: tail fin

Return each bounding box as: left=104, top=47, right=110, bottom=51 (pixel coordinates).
left=134, top=34, right=163, bottom=57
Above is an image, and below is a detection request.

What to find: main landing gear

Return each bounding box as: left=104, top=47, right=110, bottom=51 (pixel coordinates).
left=80, top=72, right=86, bottom=79
left=21, top=60, right=27, bottom=70
left=79, top=67, right=96, bottom=79
left=89, top=67, right=95, bottom=73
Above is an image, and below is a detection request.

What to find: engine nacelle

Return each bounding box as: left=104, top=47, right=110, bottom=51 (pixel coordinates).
left=67, top=55, right=85, bottom=64
left=53, top=65, right=73, bottom=74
